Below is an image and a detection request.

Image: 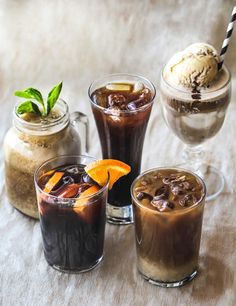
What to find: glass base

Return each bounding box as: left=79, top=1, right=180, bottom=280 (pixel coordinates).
left=49, top=255, right=103, bottom=274
left=140, top=270, right=197, bottom=288
left=178, top=163, right=224, bottom=201
left=106, top=203, right=133, bottom=225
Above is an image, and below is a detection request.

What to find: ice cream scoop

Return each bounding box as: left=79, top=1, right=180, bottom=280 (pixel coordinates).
left=164, top=43, right=220, bottom=88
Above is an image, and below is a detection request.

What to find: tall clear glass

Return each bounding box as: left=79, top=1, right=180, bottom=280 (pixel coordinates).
left=131, top=167, right=206, bottom=287
left=160, top=66, right=231, bottom=200
left=89, top=74, right=156, bottom=224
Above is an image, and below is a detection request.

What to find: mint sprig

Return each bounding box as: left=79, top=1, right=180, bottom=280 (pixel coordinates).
left=14, top=81, right=63, bottom=117
left=46, top=82, right=63, bottom=115
left=17, top=101, right=41, bottom=115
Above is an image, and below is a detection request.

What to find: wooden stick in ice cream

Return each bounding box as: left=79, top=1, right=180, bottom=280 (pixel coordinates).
left=218, top=6, right=236, bottom=70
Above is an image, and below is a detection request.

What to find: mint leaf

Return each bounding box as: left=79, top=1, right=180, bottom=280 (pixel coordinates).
left=17, top=101, right=41, bottom=115
left=15, top=88, right=43, bottom=103
left=46, top=82, right=62, bottom=115
left=15, top=88, right=44, bottom=108
left=15, top=91, right=34, bottom=99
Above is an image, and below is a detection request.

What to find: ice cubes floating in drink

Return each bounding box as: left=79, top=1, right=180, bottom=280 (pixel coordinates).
left=91, top=80, right=154, bottom=209
left=132, top=168, right=205, bottom=285
left=38, top=164, right=101, bottom=218
left=133, top=169, right=205, bottom=212
left=91, top=82, right=152, bottom=112
left=39, top=165, right=99, bottom=197
left=37, top=164, right=106, bottom=272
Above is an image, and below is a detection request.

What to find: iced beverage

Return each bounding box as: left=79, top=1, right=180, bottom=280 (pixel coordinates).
left=160, top=43, right=231, bottom=146
left=131, top=167, right=206, bottom=287
left=35, top=155, right=108, bottom=273
left=89, top=74, right=155, bottom=224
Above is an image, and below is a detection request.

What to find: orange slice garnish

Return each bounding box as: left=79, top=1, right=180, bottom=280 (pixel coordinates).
left=85, top=159, right=131, bottom=190
left=74, top=185, right=99, bottom=213
left=40, top=169, right=55, bottom=180
left=43, top=172, right=64, bottom=193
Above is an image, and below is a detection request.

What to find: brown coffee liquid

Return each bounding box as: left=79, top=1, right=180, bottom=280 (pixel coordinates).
left=132, top=169, right=205, bottom=282
left=38, top=165, right=105, bottom=271
left=133, top=169, right=204, bottom=212
left=91, top=82, right=153, bottom=207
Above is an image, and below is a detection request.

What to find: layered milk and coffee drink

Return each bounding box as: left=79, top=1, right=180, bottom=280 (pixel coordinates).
left=161, top=43, right=231, bottom=145
left=131, top=167, right=206, bottom=287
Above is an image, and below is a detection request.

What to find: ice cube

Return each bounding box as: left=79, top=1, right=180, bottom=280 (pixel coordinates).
left=133, top=82, right=144, bottom=93
left=127, top=97, right=146, bottom=110
left=151, top=199, right=174, bottom=212
left=82, top=173, right=94, bottom=184
left=154, top=185, right=169, bottom=199
left=106, top=83, right=131, bottom=91
left=136, top=192, right=153, bottom=201
left=66, top=166, right=80, bottom=175
left=105, top=107, right=121, bottom=117
left=108, top=94, right=126, bottom=107
left=179, top=194, right=197, bottom=207
left=62, top=176, right=74, bottom=185
left=127, top=102, right=137, bottom=111
left=110, top=115, right=121, bottom=123
left=170, top=184, right=183, bottom=195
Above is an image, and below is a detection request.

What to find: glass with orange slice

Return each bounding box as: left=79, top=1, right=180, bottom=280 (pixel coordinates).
left=34, top=155, right=130, bottom=273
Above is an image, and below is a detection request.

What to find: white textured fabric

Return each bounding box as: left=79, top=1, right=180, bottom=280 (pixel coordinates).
left=0, top=1, right=236, bottom=305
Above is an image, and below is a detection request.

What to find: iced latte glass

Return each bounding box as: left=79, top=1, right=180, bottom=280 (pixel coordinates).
left=131, top=167, right=206, bottom=287
left=89, top=74, right=156, bottom=225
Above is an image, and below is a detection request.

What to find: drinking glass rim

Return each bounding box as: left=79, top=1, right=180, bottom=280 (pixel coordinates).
left=160, top=64, right=231, bottom=96
left=13, top=98, right=69, bottom=130
left=131, top=166, right=206, bottom=214
left=88, top=73, right=156, bottom=114
left=34, top=154, right=109, bottom=205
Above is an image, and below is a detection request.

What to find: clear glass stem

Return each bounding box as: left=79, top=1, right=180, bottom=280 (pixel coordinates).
left=183, top=145, right=205, bottom=173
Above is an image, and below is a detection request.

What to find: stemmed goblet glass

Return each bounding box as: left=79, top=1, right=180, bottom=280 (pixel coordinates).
left=160, top=65, right=231, bottom=201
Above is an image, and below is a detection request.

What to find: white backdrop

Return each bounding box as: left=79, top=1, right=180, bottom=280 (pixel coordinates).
left=0, top=0, right=235, bottom=159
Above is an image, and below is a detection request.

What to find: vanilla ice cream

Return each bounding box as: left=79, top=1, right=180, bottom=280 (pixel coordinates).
left=164, top=43, right=220, bottom=88
left=161, top=42, right=231, bottom=147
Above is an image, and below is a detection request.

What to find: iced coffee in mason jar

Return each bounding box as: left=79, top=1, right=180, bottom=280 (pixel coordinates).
left=4, top=82, right=88, bottom=218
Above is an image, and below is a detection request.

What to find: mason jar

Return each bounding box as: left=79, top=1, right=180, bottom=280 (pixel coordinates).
left=4, top=99, right=88, bottom=219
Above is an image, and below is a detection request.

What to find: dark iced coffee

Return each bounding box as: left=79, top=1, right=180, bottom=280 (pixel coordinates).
left=89, top=74, right=155, bottom=224
left=131, top=167, right=206, bottom=287
left=35, top=155, right=108, bottom=273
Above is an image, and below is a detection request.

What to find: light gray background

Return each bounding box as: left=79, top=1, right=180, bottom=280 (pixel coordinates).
left=0, top=1, right=236, bottom=305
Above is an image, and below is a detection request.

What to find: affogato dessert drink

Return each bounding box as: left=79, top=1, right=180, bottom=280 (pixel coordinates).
left=161, top=43, right=231, bottom=146
left=131, top=167, right=206, bottom=287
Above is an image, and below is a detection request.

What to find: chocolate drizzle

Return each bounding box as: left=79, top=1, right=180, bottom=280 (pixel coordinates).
left=191, top=83, right=201, bottom=100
